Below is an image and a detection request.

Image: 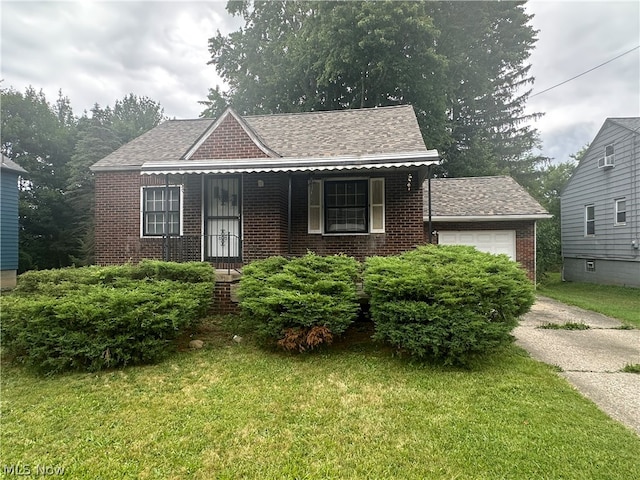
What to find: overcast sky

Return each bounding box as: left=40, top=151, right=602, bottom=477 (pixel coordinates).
left=1, top=1, right=639, bottom=164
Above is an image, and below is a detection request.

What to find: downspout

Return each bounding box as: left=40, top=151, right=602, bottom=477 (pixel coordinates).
left=164, top=174, right=170, bottom=261
left=428, top=165, right=433, bottom=244
left=288, top=174, right=292, bottom=256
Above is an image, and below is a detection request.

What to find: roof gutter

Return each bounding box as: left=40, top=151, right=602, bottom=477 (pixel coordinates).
left=425, top=214, right=553, bottom=222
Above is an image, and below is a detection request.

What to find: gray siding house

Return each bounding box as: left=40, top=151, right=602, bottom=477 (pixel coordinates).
left=561, top=118, right=640, bottom=287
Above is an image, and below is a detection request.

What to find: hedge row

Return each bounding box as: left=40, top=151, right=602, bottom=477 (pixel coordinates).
left=239, top=247, right=535, bottom=364
left=1, top=261, right=214, bottom=374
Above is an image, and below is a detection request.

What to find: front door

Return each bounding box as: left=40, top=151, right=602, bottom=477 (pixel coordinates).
left=204, top=176, right=241, bottom=262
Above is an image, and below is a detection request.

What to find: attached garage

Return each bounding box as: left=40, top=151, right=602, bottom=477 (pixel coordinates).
left=424, top=176, right=551, bottom=282
left=437, top=230, right=516, bottom=260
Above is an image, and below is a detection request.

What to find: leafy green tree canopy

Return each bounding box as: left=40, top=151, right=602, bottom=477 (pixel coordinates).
left=203, top=0, right=542, bottom=178
left=1, top=87, right=165, bottom=270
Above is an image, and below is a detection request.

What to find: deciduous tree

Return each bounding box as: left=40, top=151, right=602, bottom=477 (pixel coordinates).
left=203, top=0, right=542, bottom=177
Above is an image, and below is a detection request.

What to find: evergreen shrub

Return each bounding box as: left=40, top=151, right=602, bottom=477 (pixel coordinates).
left=237, top=252, right=360, bottom=351
left=1, top=261, right=214, bottom=374
left=364, top=245, right=535, bottom=365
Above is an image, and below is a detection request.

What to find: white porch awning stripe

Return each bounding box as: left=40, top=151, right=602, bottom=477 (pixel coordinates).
left=139, top=150, right=440, bottom=175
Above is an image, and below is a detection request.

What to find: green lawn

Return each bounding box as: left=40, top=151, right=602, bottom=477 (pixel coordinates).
left=538, top=273, right=640, bottom=327
left=2, top=321, right=639, bottom=479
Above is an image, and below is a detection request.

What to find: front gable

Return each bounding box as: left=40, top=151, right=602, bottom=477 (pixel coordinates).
left=185, top=108, right=278, bottom=161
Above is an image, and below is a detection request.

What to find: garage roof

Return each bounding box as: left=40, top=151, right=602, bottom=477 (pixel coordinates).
left=424, top=176, right=551, bottom=221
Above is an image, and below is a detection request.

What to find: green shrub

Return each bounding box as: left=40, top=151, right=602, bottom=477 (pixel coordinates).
left=1, top=262, right=214, bottom=374
left=364, top=245, right=535, bottom=365
left=238, top=253, right=360, bottom=351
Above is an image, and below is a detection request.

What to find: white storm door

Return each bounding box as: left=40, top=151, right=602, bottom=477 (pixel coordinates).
left=205, top=176, right=241, bottom=260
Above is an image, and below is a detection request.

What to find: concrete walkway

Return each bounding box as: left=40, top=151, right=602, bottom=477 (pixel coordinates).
left=513, top=296, right=640, bottom=435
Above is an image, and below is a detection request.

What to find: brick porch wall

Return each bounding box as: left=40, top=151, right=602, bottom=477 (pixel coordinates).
left=427, top=220, right=537, bottom=281
left=96, top=169, right=426, bottom=265
left=242, top=173, right=289, bottom=262
left=95, top=171, right=203, bottom=265
left=286, top=172, right=424, bottom=261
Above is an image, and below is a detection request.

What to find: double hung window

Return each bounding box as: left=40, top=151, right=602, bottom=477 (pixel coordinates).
left=585, top=204, right=595, bottom=236
left=615, top=198, right=626, bottom=226
left=308, top=178, right=385, bottom=234
left=142, top=186, right=181, bottom=236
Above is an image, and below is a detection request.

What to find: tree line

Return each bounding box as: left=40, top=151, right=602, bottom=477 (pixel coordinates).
left=1, top=87, right=165, bottom=270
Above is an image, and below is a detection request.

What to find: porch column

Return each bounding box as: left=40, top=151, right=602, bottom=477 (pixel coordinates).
left=287, top=173, right=292, bottom=255
left=427, top=165, right=433, bottom=244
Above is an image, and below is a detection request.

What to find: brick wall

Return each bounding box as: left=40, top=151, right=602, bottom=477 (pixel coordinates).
left=95, top=171, right=203, bottom=265
left=244, top=171, right=425, bottom=261
left=190, top=114, right=269, bottom=160
left=242, top=173, right=289, bottom=262
left=427, top=220, right=537, bottom=281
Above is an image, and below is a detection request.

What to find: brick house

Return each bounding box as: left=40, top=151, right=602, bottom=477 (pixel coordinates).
left=90, top=105, right=439, bottom=270
left=90, top=106, right=548, bottom=310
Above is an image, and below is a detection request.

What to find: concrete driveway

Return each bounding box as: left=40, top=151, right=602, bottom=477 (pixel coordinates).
left=513, top=296, right=640, bottom=435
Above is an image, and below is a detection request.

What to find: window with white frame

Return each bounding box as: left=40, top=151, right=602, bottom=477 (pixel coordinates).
left=308, top=178, right=385, bottom=234
left=586, top=260, right=596, bottom=272
left=615, top=198, right=626, bottom=225
left=585, top=204, right=595, bottom=236
left=598, top=144, right=615, bottom=168
left=142, top=186, right=181, bottom=236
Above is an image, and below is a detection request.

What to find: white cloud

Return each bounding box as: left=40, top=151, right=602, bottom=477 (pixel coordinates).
left=1, top=1, right=239, bottom=118
left=525, top=0, right=640, bottom=162
left=1, top=0, right=638, bottom=164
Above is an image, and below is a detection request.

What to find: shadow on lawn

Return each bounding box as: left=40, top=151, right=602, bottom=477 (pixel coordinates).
left=176, top=312, right=519, bottom=373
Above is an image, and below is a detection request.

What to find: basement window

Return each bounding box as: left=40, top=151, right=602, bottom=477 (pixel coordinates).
left=585, top=260, right=596, bottom=273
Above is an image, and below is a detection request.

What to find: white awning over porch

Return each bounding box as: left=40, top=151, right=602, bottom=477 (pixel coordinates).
left=139, top=150, right=440, bottom=175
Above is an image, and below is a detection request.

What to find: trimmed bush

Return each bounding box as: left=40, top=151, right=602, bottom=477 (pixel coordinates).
left=364, top=245, right=535, bottom=365
left=1, top=261, right=214, bottom=374
left=238, top=252, right=360, bottom=351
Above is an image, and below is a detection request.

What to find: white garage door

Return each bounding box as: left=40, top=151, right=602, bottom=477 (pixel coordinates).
left=438, top=230, right=516, bottom=260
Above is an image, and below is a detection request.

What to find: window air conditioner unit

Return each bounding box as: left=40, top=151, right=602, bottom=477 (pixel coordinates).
left=598, top=154, right=615, bottom=168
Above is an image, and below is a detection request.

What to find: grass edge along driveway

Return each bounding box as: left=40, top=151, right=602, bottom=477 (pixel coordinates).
left=537, top=273, right=640, bottom=327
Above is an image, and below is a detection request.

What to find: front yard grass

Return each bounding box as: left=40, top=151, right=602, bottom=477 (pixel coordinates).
left=538, top=273, right=640, bottom=327
left=2, top=321, right=639, bottom=479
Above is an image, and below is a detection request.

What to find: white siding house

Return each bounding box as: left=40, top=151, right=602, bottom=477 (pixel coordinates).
left=561, top=118, right=640, bottom=287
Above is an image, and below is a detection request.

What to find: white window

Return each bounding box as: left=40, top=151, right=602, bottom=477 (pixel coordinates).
left=598, top=144, right=615, bottom=168
left=585, top=204, right=595, bottom=236
left=615, top=198, right=626, bottom=226
left=586, top=260, right=596, bottom=272
left=141, top=186, right=182, bottom=237
left=308, top=178, right=385, bottom=234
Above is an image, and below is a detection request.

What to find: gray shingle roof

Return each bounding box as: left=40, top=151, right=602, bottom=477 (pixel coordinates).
left=424, top=176, right=550, bottom=218
left=1, top=154, right=27, bottom=174
left=243, top=105, right=427, bottom=158
left=91, top=119, right=214, bottom=170
left=91, top=105, right=428, bottom=170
